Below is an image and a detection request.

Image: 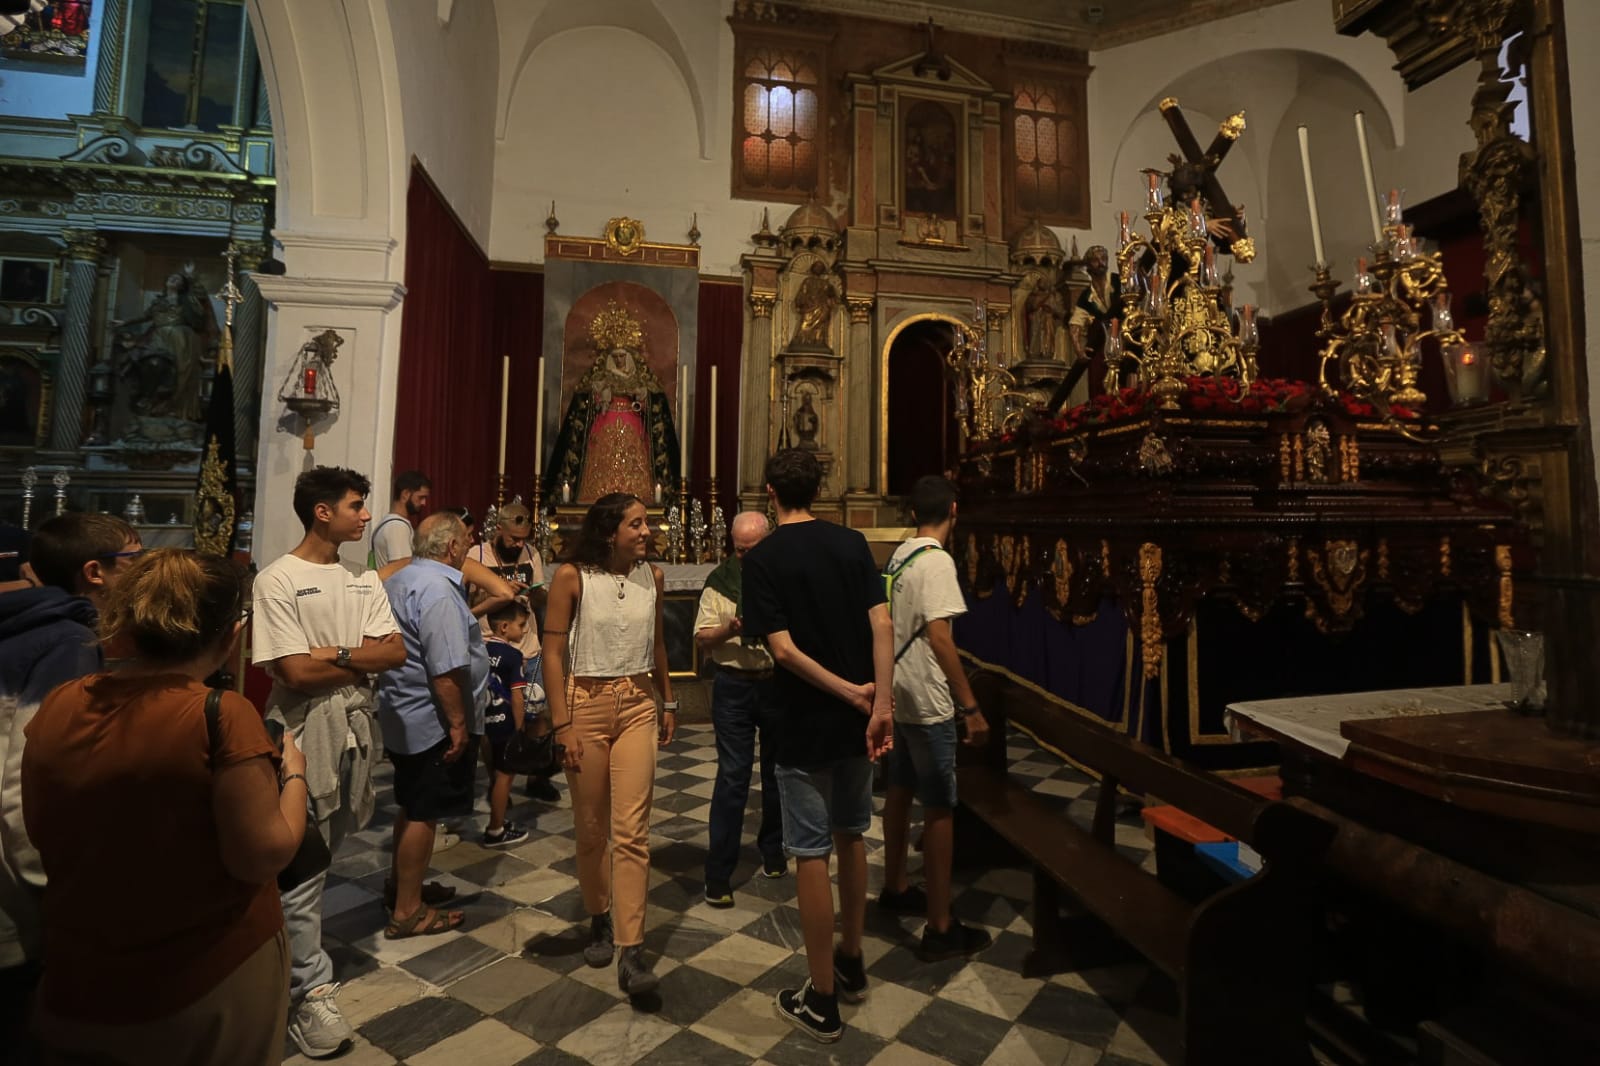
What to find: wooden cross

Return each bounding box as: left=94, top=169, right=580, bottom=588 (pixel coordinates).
left=1157, top=97, right=1254, bottom=261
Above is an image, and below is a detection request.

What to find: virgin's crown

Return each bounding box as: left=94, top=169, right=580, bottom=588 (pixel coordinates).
left=590, top=301, right=644, bottom=351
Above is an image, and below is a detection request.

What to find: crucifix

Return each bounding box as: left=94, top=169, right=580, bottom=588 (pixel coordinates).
left=1157, top=97, right=1255, bottom=262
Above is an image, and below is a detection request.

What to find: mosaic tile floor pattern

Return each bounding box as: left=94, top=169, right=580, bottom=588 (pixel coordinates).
left=284, top=725, right=1182, bottom=1066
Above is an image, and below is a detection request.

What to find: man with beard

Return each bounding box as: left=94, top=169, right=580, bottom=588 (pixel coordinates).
left=1068, top=245, right=1124, bottom=397
left=466, top=503, right=558, bottom=803
left=369, top=470, right=431, bottom=569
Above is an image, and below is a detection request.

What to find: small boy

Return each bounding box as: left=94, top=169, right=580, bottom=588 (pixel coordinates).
left=483, top=602, right=535, bottom=847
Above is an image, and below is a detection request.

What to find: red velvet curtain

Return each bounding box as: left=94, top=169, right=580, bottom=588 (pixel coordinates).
left=491, top=269, right=545, bottom=505
left=695, top=280, right=745, bottom=512
left=394, top=166, right=496, bottom=506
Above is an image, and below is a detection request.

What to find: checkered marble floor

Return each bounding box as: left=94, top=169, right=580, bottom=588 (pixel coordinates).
left=285, top=726, right=1180, bottom=1066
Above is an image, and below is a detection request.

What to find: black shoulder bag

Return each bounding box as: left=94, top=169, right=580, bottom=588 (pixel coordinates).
left=205, top=690, right=333, bottom=892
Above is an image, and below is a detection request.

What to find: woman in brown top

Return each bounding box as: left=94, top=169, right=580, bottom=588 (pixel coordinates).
left=22, top=549, right=308, bottom=1066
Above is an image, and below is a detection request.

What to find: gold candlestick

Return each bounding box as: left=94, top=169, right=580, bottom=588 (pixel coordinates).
left=495, top=473, right=508, bottom=508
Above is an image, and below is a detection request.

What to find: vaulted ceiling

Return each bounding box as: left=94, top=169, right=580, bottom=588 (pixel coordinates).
left=793, top=0, right=1297, bottom=48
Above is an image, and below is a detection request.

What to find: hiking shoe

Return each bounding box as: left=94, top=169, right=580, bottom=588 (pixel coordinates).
left=525, top=776, right=561, bottom=802
left=917, top=920, right=993, bottom=962
left=483, top=820, right=529, bottom=848
left=583, top=912, right=615, bottom=967
left=833, top=946, right=868, bottom=1004
left=877, top=884, right=928, bottom=914
left=762, top=855, right=788, bottom=878
left=288, top=982, right=354, bottom=1060
left=776, top=980, right=842, bottom=1043
left=704, top=880, right=735, bottom=909
left=617, top=945, right=659, bottom=997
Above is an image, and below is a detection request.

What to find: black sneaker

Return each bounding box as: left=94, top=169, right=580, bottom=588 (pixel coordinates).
left=775, top=980, right=842, bottom=1043
left=482, top=820, right=529, bottom=848
left=617, top=945, right=659, bottom=997
left=704, top=880, right=735, bottom=909
left=524, top=776, right=561, bottom=802
left=877, top=884, right=928, bottom=914
left=917, top=920, right=993, bottom=962
left=583, top=913, right=615, bottom=967
left=832, top=946, right=868, bottom=1004
left=761, top=855, right=787, bottom=878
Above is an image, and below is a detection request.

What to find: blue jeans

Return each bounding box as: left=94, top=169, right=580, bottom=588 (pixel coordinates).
left=888, top=718, right=960, bottom=808
left=706, top=671, right=784, bottom=883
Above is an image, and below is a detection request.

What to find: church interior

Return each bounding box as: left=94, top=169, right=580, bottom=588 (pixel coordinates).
left=2, top=0, right=1599, bottom=1063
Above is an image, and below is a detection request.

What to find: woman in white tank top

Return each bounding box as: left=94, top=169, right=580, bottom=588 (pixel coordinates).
left=541, top=492, right=675, bottom=998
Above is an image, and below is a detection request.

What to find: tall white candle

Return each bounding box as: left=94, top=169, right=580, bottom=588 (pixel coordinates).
left=1296, top=125, right=1326, bottom=267
left=1354, top=111, right=1383, bottom=243
left=498, top=355, right=510, bottom=477
left=533, top=355, right=545, bottom=477
left=709, top=365, right=718, bottom=480
left=679, top=364, right=689, bottom=476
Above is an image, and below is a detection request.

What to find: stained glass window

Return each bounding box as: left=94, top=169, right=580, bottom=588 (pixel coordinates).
left=734, top=45, right=823, bottom=202
left=1010, top=79, right=1084, bottom=226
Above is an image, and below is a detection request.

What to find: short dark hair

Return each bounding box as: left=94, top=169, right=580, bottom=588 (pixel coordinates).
left=487, top=601, right=530, bottom=630
left=910, top=475, right=957, bottom=526
left=293, top=467, right=371, bottom=530
left=562, top=493, right=644, bottom=569
left=29, top=513, right=136, bottom=592
left=764, top=449, right=822, bottom=511
left=392, top=470, right=431, bottom=500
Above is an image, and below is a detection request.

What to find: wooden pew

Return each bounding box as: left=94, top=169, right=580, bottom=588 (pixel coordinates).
left=960, top=668, right=1334, bottom=1065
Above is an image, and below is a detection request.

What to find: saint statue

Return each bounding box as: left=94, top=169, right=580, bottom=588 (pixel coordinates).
left=1022, top=270, right=1068, bottom=360
left=787, top=261, right=839, bottom=351
left=113, top=264, right=216, bottom=421
left=793, top=390, right=820, bottom=450
left=543, top=301, right=680, bottom=505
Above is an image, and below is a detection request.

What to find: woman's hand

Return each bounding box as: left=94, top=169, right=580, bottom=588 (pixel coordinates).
left=562, top=732, right=583, bottom=773
left=658, top=710, right=677, bottom=748
left=281, top=731, right=307, bottom=778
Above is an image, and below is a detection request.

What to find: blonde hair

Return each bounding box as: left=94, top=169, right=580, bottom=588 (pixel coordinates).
left=98, top=549, right=246, bottom=666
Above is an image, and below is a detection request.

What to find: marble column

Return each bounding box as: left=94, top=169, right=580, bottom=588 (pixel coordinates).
left=91, top=0, right=128, bottom=114
left=232, top=241, right=267, bottom=460
left=741, top=290, right=776, bottom=499
left=845, top=294, right=875, bottom=493
left=51, top=230, right=105, bottom=451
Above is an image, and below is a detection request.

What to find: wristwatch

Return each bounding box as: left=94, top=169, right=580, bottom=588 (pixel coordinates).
left=335, top=646, right=352, bottom=668
left=957, top=704, right=980, bottom=718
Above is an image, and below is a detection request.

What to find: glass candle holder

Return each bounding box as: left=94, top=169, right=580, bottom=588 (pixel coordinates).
left=1496, top=629, right=1546, bottom=714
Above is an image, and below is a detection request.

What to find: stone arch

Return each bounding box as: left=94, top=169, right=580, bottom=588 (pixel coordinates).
left=498, top=0, right=710, bottom=160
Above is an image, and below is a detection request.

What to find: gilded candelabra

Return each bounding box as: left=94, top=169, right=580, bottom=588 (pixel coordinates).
left=708, top=477, right=727, bottom=563
left=1315, top=194, right=1463, bottom=413
left=944, top=305, right=1017, bottom=444
left=1116, top=183, right=1258, bottom=408
left=689, top=499, right=707, bottom=563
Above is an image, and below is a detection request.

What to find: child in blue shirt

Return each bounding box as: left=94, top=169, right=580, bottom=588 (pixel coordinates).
left=484, top=603, right=532, bottom=847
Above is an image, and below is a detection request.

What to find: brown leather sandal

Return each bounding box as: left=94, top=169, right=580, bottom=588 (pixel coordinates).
left=384, top=906, right=464, bottom=939
left=383, top=878, right=457, bottom=910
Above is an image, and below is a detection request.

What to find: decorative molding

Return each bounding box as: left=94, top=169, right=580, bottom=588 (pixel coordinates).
left=61, top=134, right=146, bottom=166
left=846, top=295, right=873, bottom=324
left=59, top=228, right=105, bottom=261
left=251, top=276, right=406, bottom=313
left=750, top=290, right=777, bottom=318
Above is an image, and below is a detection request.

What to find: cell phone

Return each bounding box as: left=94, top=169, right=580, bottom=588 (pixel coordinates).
left=264, top=718, right=286, bottom=751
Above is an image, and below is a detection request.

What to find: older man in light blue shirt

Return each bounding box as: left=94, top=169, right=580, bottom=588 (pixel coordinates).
left=376, top=511, right=488, bottom=936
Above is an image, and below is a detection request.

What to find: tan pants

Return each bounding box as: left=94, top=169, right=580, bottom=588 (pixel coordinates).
left=35, top=927, right=290, bottom=1066
left=566, top=675, right=658, bottom=947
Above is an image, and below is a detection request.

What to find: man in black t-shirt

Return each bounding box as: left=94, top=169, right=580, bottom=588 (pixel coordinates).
left=742, top=449, right=893, bottom=1044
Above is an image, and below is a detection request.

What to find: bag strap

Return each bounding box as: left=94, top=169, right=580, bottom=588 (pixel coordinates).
left=886, top=545, right=944, bottom=662
left=203, top=688, right=224, bottom=769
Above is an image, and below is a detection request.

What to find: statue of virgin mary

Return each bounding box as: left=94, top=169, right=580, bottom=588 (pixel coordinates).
left=543, top=301, right=680, bottom=504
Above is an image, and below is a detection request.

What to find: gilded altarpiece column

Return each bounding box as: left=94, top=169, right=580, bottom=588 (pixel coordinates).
left=51, top=230, right=105, bottom=451
left=739, top=284, right=777, bottom=511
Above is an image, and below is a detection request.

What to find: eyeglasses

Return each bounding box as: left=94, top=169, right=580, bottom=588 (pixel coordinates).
left=237, top=606, right=254, bottom=627
left=99, top=548, right=144, bottom=562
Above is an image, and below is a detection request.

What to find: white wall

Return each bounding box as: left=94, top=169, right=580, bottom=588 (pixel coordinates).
left=1567, top=4, right=1600, bottom=510
left=0, top=0, right=106, bottom=119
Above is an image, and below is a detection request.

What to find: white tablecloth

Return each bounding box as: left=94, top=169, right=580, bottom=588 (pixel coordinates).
left=1225, top=683, right=1516, bottom=760
left=659, top=562, right=715, bottom=594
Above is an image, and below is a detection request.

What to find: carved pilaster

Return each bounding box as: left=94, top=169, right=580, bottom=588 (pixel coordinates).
left=742, top=297, right=775, bottom=495
left=50, top=231, right=105, bottom=450
left=845, top=300, right=875, bottom=492
left=846, top=295, right=873, bottom=324
left=92, top=0, right=129, bottom=115
left=750, top=290, right=776, bottom=319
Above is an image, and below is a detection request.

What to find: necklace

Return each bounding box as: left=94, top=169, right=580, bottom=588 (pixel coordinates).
left=608, top=567, right=628, bottom=599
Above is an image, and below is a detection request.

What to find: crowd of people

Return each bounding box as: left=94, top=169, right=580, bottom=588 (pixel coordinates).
left=0, top=447, right=991, bottom=1062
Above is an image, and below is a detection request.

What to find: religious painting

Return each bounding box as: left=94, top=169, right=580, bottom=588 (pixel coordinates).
left=544, top=281, right=682, bottom=505
left=0, top=258, right=52, bottom=303
left=1, top=1, right=92, bottom=62
left=902, top=99, right=961, bottom=219
left=0, top=351, right=45, bottom=448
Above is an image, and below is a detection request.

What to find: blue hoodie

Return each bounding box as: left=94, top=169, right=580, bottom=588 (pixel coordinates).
left=0, top=586, right=102, bottom=705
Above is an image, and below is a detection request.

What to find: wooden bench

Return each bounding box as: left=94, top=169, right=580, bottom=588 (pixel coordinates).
left=959, top=668, right=1334, bottom=1065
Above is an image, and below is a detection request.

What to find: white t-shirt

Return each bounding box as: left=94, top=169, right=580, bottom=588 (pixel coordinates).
left=370, top=514, right=414, bottom=568
left=252, top=553, right=400, bottom=713
left=886, top=536, right=967, bottom=724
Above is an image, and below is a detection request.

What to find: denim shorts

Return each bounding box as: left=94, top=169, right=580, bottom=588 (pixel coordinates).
left=888, top=719, right=959, bottom=809
left=774, top=756, right=874, bottom=858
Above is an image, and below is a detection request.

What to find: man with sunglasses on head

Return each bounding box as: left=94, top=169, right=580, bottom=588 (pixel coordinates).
left=0, top=512, right=140, bottom=1058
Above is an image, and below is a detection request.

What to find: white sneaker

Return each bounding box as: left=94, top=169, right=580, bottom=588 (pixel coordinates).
left=434, top=824, right=460, bottom=851
left=289, top=981, right=354, bottom=1059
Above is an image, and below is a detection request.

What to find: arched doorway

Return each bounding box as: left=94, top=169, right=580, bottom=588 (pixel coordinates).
left=885, top=315, right=960, bottom=497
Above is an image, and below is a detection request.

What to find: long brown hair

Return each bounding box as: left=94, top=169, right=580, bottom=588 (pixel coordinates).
left=98, top=549, right=247, bottom=666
